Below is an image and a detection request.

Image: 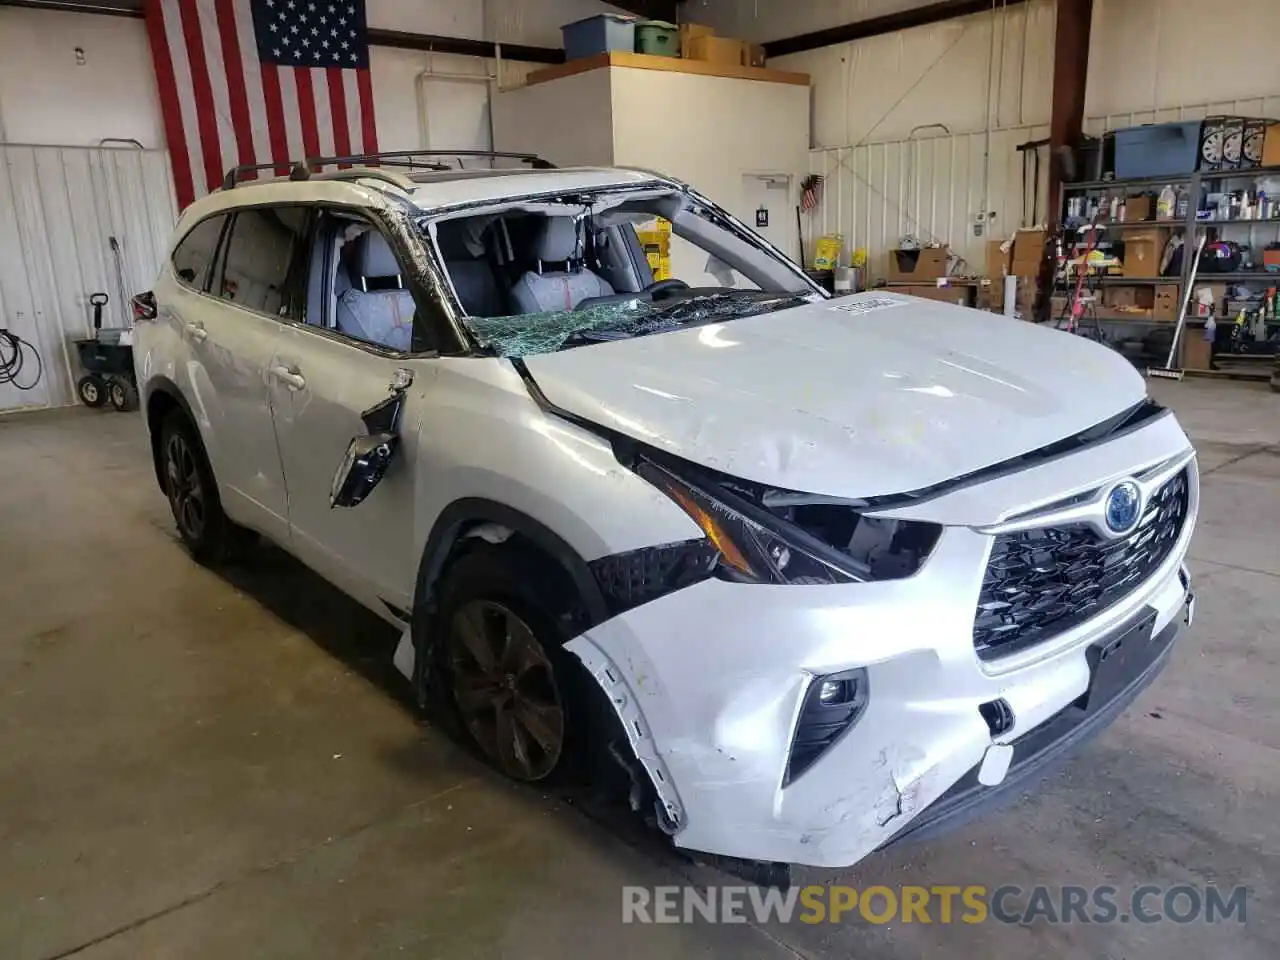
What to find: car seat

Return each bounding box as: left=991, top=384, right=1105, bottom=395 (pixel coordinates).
left=510, top=217, right=614, bottom=313
left=435, top=220, right=507, bottom=317
left=335, top=232, right=415, bottom=351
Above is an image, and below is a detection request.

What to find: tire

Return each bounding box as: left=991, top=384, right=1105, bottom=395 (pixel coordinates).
left=76, top=374, right=107, bottom=408
left=159, top=410, right=254, bottom=564
left=433, top=543, right=607, bottom=785
left=108, top=378, right=139, bottom=412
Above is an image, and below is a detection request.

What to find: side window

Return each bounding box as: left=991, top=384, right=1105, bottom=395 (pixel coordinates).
left=216, top=207, right=311, bottom=319
left=317, top=210, right=421, bottom=353
left=171, top=215, right=227, bottom=291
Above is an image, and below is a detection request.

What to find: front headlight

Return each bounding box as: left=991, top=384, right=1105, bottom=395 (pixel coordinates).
left=636, top=459, right=939, bottom=585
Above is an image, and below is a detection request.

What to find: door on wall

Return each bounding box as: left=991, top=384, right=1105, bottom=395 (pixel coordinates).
left=741, top=173, right=796, bottom=264
left=0, top=144, right=177, bottom=412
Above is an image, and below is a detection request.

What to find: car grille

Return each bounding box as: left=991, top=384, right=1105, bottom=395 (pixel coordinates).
left=973, top=469, right=1189, bottom=660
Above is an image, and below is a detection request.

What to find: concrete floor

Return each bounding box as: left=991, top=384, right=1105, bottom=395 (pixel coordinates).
left=1, top=378, right=1277, bottom=959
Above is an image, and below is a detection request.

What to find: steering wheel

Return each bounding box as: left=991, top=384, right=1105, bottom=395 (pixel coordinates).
left=643, top=278, right=690, bottom=300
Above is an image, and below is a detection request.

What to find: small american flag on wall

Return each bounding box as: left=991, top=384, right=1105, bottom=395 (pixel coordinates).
left=144, top=0, right=379, bottom=209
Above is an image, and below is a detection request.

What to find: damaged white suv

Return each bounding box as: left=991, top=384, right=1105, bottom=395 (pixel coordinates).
left=135, top=152, right=1197, bottom=876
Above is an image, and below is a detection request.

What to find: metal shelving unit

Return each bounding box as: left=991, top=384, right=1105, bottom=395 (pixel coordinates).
left=1057, top=164, right=1280, bottom=365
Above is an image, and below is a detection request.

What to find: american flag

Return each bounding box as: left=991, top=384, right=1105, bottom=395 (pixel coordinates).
left=145, top=0, right=379, bottom=209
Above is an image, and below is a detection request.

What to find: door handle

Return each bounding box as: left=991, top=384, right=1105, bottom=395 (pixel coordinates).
left=269, top=364, right=306, bottom=391
left=184, top=322, right=207, bottom=342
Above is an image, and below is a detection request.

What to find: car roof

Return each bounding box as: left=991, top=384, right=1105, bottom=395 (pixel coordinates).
left=175, top=165, right=675, bottom=232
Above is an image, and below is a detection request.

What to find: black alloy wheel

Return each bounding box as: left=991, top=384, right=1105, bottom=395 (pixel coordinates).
left=165, top=430, right=206, bottom=543
left=446, top=598, right=566, bottom=781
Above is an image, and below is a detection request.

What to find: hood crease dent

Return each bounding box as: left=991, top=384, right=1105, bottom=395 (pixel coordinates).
left=520, top=295, right=1149, bottom=500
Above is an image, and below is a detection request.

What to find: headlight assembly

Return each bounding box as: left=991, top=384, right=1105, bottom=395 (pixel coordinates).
left=636, top=459, right=940, bottom=585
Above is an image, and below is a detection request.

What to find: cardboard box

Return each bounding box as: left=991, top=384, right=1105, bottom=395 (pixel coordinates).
left=1263, top=247, right=1280, bottom=270
left=746, top=43, right=767, bottom=67
left=986, top=240, right=1011, bottom=279
left=686, top=35, right=745, bottom=66
left=889, top=282, right=974, bottom=307
left=1222, top=116, right=1245, bottom=169
left=1199, top=116, right=1225, bottom=171
left=991, top=277, right=1038, bottom=316
left=1263, top=123, right=1280, bottom=167
left=1123, top=196, right=1153, bottom=222
left=1153, top=285, right=1179, bottom=320
left=1105, top=285, right=1155, bottom=311
left=887, top=247, right=948, bottom=282
left=1010, top=228, right=1046, bottom=276
left=1121, top=227, right=1167, bottom=276
left=1181, top=329, right=1213, bottom=371
left=678, top=22, right=715, bottom=52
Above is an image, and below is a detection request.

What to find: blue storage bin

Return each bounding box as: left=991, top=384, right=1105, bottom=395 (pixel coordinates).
left=562, top=13, right=638, bottom=61
left=1114, top=121, right=1202, bottom=179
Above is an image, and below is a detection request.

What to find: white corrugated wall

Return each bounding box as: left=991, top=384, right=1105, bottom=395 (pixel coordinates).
left=767, top=0, right=1280, bottom=277
left=0, top=145, right=177, bottom=412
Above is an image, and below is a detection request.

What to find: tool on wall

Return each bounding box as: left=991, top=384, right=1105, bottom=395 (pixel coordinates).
left=108, top=236, right=131, bottom=329
left=1148, top=234, right=1207, bottom=382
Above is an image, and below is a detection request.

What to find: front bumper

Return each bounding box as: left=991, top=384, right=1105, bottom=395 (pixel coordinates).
left=566, top=416, right=1198, bottom=869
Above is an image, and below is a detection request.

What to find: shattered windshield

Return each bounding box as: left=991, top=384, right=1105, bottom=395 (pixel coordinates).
left=464, top=291, right=810, bottom=357
left=424, top=187, right=819, bottom=357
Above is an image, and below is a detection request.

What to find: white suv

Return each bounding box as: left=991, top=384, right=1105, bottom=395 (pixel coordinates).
left=134, top=152, right=1197, bottom=877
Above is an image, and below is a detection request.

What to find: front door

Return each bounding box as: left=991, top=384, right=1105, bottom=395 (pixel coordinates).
left=266, top=208, right=432, bottom=615
left=267, top=324, right=426, bottom=614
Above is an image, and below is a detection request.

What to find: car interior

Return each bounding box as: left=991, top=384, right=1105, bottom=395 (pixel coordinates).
left=432, top=211, right=656, bottom=319
left=304, top=212, right=417, bottom=352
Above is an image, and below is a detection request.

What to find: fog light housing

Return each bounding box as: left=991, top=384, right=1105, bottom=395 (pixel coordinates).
left=785, top=667, right=869, bottom=785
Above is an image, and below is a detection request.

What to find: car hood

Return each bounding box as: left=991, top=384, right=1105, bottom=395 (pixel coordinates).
left=520, top=293, right=1148, bottom=499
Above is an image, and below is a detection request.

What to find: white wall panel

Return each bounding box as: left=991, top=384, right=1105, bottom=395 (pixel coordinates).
left=770, top=0, right=1055, bottom=147
left=807, top=123, right=1048, bottom=280
left=0, top=145, right=177, bottom=413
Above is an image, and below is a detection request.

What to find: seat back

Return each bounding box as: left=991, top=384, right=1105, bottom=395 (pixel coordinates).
left=335, top=232, right=415, bottom=351
left=510, top=217, right=613, bottom=314
left=436, top=221, right=506, bottom=317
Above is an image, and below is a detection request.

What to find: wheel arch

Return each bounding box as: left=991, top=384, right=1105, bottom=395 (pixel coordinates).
left=144, top=377, right=200, bottom=492
left=413, top=498, right=610, bottom=634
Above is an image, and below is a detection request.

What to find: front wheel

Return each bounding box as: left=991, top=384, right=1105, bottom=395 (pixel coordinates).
left=435, top=545, right=601, bottom=784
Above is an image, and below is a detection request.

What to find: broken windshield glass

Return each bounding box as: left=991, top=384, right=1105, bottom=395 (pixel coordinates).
left=462, top=292, right=809, bottom=357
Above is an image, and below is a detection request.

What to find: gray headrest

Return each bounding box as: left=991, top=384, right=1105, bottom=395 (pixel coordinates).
left=348, top=231, right=401, bottom=285
left=536, top=218, right=582, bottom=262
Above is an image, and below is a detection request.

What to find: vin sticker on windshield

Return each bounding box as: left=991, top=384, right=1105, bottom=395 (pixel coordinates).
left=828, top=297, right=908, bottom=316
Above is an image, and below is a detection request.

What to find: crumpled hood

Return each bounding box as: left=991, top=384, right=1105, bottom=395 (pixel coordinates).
left=520, top=293, right=1148, bottom=499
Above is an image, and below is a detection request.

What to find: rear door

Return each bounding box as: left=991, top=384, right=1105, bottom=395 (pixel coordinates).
left=266, top=208, right=431, bottom=614
left=191, top=205, right=311, bottom=542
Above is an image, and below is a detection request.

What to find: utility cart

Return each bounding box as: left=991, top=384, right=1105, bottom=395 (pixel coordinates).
left=74, top=292, right=138, bottom=411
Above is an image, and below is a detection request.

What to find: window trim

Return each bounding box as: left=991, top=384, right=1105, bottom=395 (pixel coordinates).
left=169, top=213, right=231, bottom=294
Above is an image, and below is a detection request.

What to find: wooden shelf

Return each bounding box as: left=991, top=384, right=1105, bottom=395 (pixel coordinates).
left=524, top=51, right=810, bottom=88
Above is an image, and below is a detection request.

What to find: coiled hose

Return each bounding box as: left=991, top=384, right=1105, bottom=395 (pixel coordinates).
left=0, top=329, right=43, bottom=391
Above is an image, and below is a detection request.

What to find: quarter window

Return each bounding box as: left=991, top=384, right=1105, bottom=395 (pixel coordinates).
left=171, top=215, right=227, bottom=291
left=216, top=207, right=311, bottom=319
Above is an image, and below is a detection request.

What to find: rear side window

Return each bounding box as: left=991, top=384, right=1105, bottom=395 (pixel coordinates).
left=171, top=215, right=227, bottom=290
left=216, top=207, right=311, bottom=319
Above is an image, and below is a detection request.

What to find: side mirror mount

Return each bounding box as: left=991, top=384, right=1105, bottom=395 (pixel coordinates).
left=132, top=290, right=158, bottom=322
left=330, top=433, right=398, bottom=508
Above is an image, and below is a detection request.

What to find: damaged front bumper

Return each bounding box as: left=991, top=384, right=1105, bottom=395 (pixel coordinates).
left=566, top=530, right=1194, bottom=869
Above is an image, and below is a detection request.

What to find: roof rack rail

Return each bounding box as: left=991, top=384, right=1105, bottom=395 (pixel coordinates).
left=305, top=150, right=556, bottom=171
left=222, top=161, right=311, bottom=190
left=221, top=150, right=556, bottom=191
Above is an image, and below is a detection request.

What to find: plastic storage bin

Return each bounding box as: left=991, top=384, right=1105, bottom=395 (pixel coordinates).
left=561, top=13, right=637, bottom=61
left=1113, top=121, right=1202, bottom=179
left=635, top=21, right=680, bottom=57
